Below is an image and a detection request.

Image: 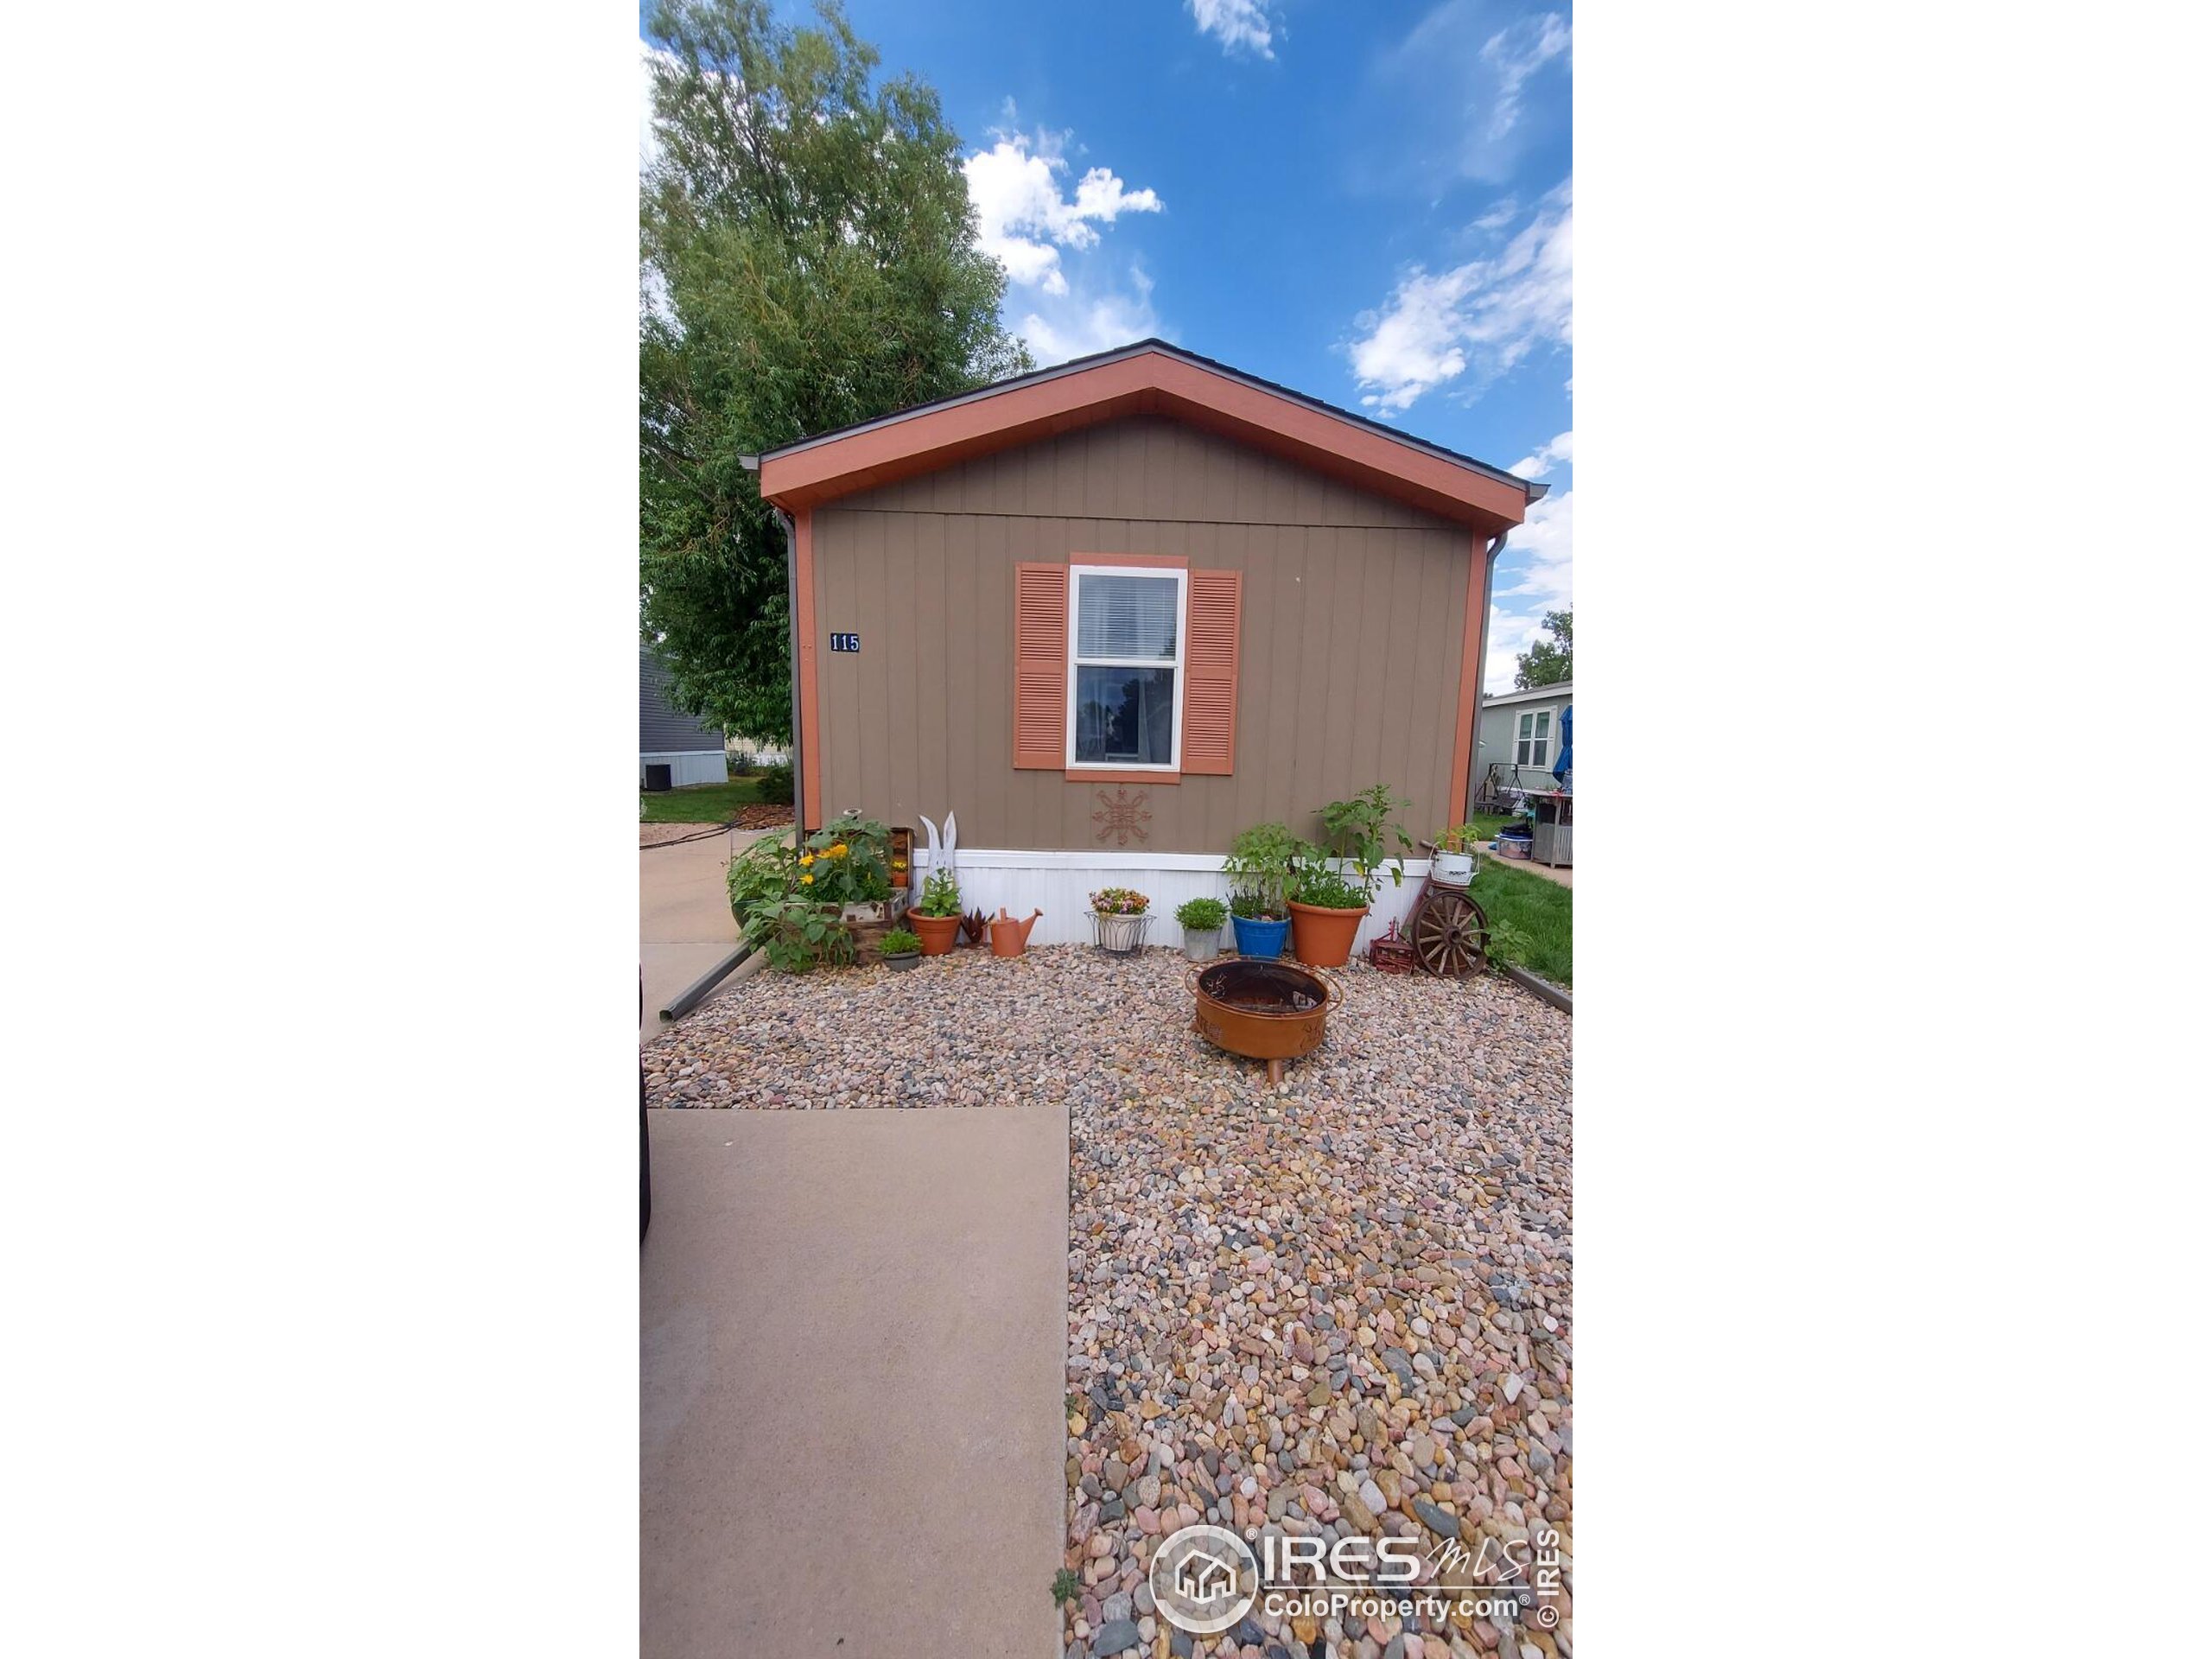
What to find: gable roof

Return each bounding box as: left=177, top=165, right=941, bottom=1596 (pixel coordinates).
left=1483, top=681, right=1573, bottom=707
left=747, top=339, right=1543, bottom=531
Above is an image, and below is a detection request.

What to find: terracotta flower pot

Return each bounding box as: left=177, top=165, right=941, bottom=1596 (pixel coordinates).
left=1288, top=900, right=1369, bottom=968
left=911, top=912, right=961, bottom=956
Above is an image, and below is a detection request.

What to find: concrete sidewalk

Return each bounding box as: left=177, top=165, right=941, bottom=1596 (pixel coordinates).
left=639, top=827, right=781, bottom=1036
left=641, top=1106, right=1068, bottom=1659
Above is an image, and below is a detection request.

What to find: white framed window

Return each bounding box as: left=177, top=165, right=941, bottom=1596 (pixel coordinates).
left=1066, top=564, right=1186, bottom=771
left=1516, top=709, right=1552, bottom=769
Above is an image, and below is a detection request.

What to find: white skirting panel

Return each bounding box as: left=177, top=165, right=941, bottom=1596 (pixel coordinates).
left=640, top=751, right=727, bottom=787
left=911, top=849, right=1433, bottom=950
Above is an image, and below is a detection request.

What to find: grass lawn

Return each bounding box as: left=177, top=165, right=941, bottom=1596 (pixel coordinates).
left=1454, top=811, right=1516, bottom=844
left=639, top=776, right=779, bottom=823
left=1466, top=855, right=1573, bottom=988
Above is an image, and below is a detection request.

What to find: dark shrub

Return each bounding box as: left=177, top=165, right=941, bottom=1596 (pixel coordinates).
left=756, top=761, right=795, bottom=804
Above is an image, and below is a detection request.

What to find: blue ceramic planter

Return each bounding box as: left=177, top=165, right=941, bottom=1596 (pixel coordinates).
left=1230, top=914, right=1290, bottom=959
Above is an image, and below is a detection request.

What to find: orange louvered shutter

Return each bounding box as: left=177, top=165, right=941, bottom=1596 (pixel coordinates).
left=1180, top=568, right=1242, bottom=775
left=1012, top=562, right=1069, bottom=769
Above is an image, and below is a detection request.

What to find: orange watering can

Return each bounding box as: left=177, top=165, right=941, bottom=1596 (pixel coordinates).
left=989, top=907, right=1042, bottom=957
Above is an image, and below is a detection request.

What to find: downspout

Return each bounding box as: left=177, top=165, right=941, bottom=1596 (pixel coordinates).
left=1467, top=529, right=1509, bottom=820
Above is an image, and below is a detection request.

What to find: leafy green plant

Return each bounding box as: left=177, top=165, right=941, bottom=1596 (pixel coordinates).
left=798, top=811, right=891, bottom=906
left=1224, top=822, right=1309, bottom=915
left=1288, top=866, right=1369, bottom=911
left=726, top=834, right=798, bottom=934
left=1436, top=821, right=1486, bottom=855
left=916, top=866, right=962, bottom=918
left=1229, top=890, right=1278, bottom=921
left=747, top=893, right=858, bottom=974
left=754, top=761, right=794, bottom=804
left=1485, top=918, right=1533, bottom=967
left=879, top=927, right=922, bottom=956
left=1175, top=896, right=1228, bottom=931
left=1051, top=1568, right=1080, bottom=1606
left=724, top=832, right=858, bottom=973
left=1318, top=784, right=1414, bottom=896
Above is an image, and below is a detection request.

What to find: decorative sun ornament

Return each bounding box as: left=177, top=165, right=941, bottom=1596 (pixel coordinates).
left=1092, top=787, right=1152, bottom=847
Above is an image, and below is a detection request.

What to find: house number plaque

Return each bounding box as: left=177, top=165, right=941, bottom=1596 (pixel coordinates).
left=830, top=632, right=860, bottom=652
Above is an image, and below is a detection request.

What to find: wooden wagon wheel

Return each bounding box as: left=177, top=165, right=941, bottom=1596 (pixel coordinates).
left=1410, top=887, right=1488, bottom=977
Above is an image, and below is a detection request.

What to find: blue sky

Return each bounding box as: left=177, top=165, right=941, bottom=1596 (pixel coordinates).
left=641, top=2, right=1573, bottom=691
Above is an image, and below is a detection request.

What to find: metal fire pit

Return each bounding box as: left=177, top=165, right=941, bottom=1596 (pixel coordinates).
left=1188, top=958, right=1343, bottom=1085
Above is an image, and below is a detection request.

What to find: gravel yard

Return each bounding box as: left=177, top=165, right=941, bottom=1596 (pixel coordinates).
left=642, top=944, right=1573, bottom=1656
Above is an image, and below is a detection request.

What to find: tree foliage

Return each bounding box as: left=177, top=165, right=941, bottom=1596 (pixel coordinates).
left=1513, top=608, right=1573, bottom=690
left=640, top=0, right=1032, bottom=741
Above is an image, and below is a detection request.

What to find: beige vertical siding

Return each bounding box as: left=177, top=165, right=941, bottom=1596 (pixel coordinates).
left=810, top=416, right=1475, bottom=854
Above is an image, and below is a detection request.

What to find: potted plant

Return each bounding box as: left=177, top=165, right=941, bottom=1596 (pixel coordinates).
left=1286, top=862, right=1374, bottom=967
left=878, top=927, right=922, bottom=971
left=1433, top=822, right=1484, bottom=887
left=1175, top=896, right=1229, bottom=963
left=1223, top=822, right=1303, bottom=959
left=1089, top=887, right=1153, bottom=955
left=910, top=866, right=963, bottom=955
left=1289, top=785, right=1414, bottom=968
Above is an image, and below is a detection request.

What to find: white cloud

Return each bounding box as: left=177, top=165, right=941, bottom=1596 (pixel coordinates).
left=1350, top=181, right=1572, bottom=413
left=1484, top=487, right=1573, bottom=693
left=963, top=124, right=1161, bottom=300
left=1188, top=0, right=1278, bottom=60
left=1357, top=2, right=1570, bottom=190
left=1016, top=266, right=1163, bottom=365
left=1480, top=13, right=1572, bottom=141
left=1510, top=430, right=1573, bottom=480
left=1472, top=197, right=1519, bottom=232
left=963, top=109, right=1166, bottom=366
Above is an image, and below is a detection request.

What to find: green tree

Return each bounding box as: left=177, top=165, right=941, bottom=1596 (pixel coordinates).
left=1514, top=608, right=1573, bottom=690
left=640, top=0, right=1031, bottom=741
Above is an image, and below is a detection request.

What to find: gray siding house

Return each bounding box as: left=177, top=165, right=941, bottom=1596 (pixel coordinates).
left=1478, top=681, right=1572, bottom=798
left=639, top=648, right=726, bottom=788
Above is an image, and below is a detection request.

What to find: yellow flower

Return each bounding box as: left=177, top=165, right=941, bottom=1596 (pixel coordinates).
left=800, top=874, right=814, bottom=885
left=799, top=853, right=815, bottom=867
left=831, top=842, right=849, bottom=857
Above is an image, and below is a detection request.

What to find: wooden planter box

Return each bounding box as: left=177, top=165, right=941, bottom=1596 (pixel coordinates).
left=823, top=891, right=911, bottom=963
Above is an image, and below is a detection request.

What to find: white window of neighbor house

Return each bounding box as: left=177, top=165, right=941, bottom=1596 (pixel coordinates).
left=1516, top=708, right=1552, bottom=768
left=1067, top=565, right=1186, bottom=771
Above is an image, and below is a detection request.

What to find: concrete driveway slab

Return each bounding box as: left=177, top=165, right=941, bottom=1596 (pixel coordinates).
left=640, top=827, right=780, bottom=1034
left=641, top=1104, right=1068, bottom=1659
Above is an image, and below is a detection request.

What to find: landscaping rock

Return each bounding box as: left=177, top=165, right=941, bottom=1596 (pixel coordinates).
left=645, top=946, right=1573, bottom=1656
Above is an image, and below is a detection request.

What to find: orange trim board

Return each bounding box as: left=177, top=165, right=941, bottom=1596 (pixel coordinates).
left=1071, top=551, right=1186, bottom=569
left=757, top=346, right=1531, bottom=531
left=795, top=506, right=823, bottom=832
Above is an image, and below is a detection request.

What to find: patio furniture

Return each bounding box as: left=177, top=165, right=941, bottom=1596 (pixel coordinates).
left=1529, top=791, right=1573, bottom=868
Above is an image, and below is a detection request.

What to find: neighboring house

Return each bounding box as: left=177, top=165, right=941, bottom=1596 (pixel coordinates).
left=1478, top=681, right=1573, bottom=798
left=723, top=733, right=791, bottom=766
left=639, top=646, right=727, bottom=788
left=747, top=340, right=1545, bottom=945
